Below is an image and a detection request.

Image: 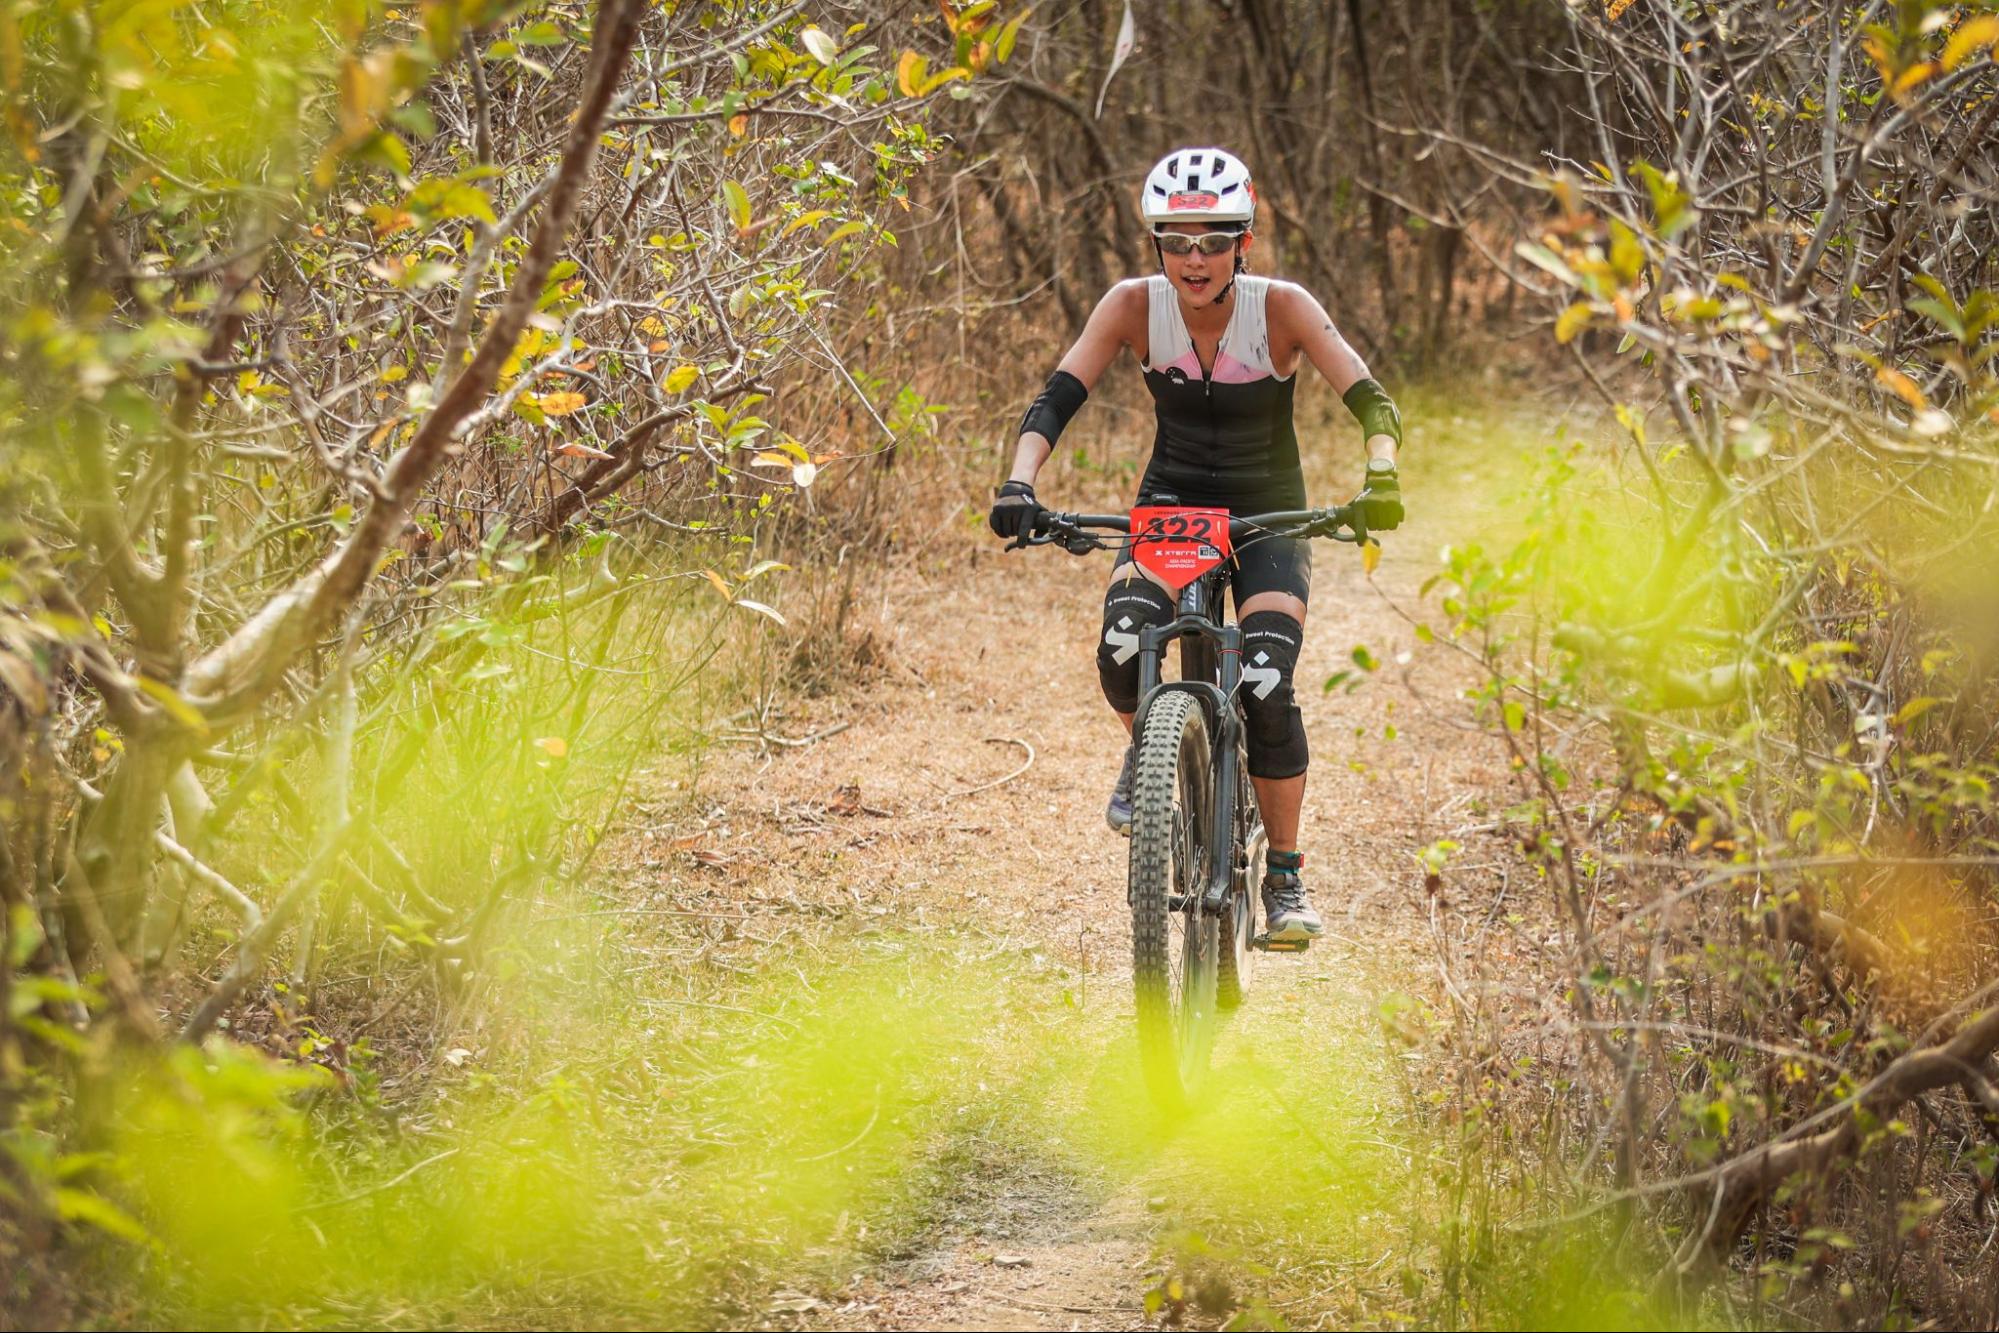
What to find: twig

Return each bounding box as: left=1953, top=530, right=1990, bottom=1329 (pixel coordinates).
left=795, top=1086, right=881, bottom=1163
left=934, top=737, right=1036, bottom=802
left=295, top=1147, right=462, bottom=1213
left=153, top=829, right=261, bottom=930
left=637, top=995, right=801, bottom=1031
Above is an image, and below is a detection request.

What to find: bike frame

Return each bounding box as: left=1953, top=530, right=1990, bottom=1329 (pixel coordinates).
left=1009, top=502, right=1368, bottom=920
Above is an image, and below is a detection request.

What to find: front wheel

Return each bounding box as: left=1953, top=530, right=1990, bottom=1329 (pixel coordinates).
left=1129, top=690, right=1219, bottom=1110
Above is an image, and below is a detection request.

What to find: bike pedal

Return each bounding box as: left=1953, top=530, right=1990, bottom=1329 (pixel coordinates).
left=1252, top=933, right=1311, bottom=953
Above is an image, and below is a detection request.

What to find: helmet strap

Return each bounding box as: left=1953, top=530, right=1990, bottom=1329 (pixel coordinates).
left=1208, top=245, right=1246, bottom=307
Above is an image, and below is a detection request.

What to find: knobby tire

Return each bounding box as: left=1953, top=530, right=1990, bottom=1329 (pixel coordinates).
left=1129, top=690, right=1219, bottom=1110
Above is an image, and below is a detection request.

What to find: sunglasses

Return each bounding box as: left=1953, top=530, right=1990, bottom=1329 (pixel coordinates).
left=1153, top=230, right=1242, bottom=257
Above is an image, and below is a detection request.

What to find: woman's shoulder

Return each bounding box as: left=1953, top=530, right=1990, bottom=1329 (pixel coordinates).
left=1091, top=277, right=1156, bottom=325
left=1108, top=276, right=1159, bottom=304
left=1255, top=277, right=1312, bottom=307
left=1257, top=279, right=1330, bottom=327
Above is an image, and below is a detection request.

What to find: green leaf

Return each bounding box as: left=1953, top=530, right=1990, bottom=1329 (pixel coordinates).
left=720, top=179, right=752, bottom=232
left=406, top=178, right=496, bottom=225
left=1503, top=700, right=1526, bottom=733
left=1892, top=696, right=1941, bottom=725
left=1514, top=241, right=1579, bottom=288
left=1555, top=302, right=1594, bottom=344
left=54, top=1188, right=154, bottom=1247
left=1629, top=160, right=1694, bottom=239
left=8, top=903, right=43, bottom=969
left=1907, top=297, right=1966, bottom=341
left=918, top=67, right=970, bottom=95
left=996, top=10, right=1032, bottom=63
left=362, top=131, right=412, bottom=177
left=135, top=676, right=210, bottom=739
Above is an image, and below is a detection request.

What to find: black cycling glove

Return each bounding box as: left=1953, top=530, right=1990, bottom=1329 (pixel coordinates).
left=1355, top=466, right=1403, bottom=532
left=989, top=480, right=1042, bottom=540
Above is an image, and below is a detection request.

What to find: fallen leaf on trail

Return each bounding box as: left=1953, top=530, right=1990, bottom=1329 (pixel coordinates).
left=442, top=1048, right=473, bottom=1067
left=992, top=1253, right=1030, bottom=1268
left=1876, top=365, right=1925, bottom=409
left=827, top=784, right=863, bottom=817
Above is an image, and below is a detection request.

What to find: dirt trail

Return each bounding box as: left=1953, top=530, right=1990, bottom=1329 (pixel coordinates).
left=659, top=477, right=1504, bottom=1329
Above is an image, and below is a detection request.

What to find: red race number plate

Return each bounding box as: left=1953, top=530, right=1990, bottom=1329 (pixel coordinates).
left=1130, top=507, right=1232, bottom=592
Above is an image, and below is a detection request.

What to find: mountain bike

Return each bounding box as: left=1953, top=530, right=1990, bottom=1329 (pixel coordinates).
left=1009, top=498, right=1377, bottom=1109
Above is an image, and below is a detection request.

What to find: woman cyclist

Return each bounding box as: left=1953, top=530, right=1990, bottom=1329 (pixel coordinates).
left=988, top=147, right=1405, bottom=942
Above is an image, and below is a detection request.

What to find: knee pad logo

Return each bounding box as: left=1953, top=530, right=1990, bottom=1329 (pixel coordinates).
left=1104, top=616, right=1141, bottom=665
left=1242, top=650, right=1282, bottom=700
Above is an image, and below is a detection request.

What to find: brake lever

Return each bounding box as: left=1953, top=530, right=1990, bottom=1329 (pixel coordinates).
left=1005, top=510, right=1070, bottom=552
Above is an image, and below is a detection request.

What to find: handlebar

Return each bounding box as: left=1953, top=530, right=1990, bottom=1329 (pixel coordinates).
left=1005, top=502, right=1372, bottom=555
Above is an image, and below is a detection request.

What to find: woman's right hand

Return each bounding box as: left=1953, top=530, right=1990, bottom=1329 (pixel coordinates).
left=988, top=480, right=1043, bottom=539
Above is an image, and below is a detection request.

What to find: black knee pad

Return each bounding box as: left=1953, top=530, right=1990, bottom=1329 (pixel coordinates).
left=1098, top=575, right=1176, bottom=712
left=1238, top=610, right=1308, bottom=778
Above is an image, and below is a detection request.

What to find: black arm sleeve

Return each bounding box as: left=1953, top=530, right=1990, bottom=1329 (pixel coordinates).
left=1017, top=370, right=1089, bottom=448
left=1340, top=377, right=1403, bottom=449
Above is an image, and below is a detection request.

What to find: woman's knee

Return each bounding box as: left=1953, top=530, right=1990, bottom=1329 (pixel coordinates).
left=1239, top=608, right=1309, bottom=778
left=1238, top=589, right=1306, bottom=626
left=1097, top=574, right=1175, bottom=712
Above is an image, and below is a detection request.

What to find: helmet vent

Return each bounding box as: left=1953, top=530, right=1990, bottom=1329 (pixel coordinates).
left=1141, top=148, right=1255, bottom=227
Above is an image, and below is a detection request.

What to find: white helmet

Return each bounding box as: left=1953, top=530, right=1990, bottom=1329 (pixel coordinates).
left=1141, top=148, right=1256, bottom=229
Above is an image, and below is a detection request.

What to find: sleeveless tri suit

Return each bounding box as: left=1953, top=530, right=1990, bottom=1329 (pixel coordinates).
left=1112, top=273, right=1311, bottom=604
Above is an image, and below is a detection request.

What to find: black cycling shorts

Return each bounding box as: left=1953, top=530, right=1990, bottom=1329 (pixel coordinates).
left=1109, top=527, right=1312, bottom=610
